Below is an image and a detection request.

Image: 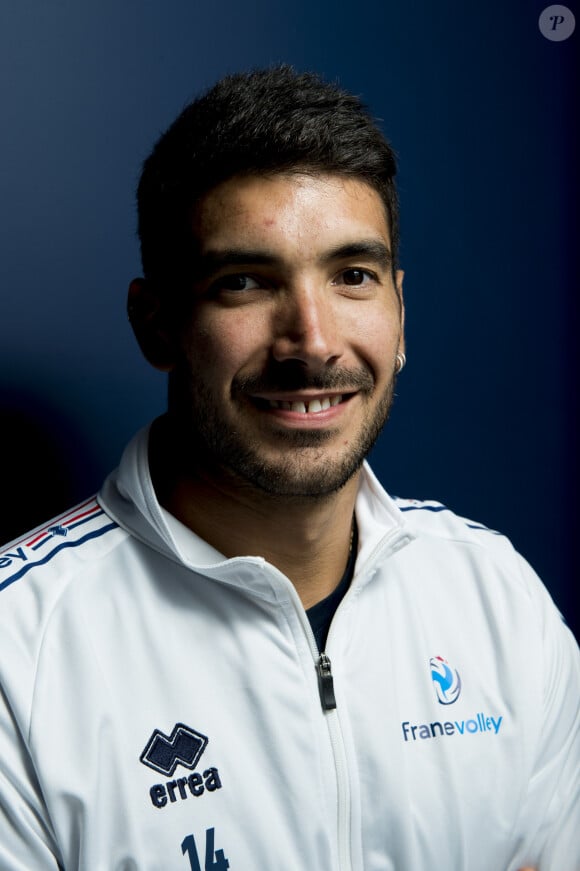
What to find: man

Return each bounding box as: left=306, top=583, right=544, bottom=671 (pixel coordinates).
left=0, top=67, right=577, bottom=870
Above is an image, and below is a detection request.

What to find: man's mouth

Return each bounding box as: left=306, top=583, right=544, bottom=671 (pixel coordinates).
left=252, top=393, right=352, bottom=414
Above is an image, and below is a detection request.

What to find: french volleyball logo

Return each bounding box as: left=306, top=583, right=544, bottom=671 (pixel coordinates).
left=430, top=656, right=462, bottom=705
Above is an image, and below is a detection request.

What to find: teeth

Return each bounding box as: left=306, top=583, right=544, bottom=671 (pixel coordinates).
left=266, top=395, right=343, bottom=413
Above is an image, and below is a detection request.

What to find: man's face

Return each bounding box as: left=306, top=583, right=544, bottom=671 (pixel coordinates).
left=166, top=172, right=405, bottom=499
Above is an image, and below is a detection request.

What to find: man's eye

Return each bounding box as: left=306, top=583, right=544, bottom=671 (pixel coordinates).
left=338, top=268, right=375, bottom=286
left=214, top=274, right=261, bottom=292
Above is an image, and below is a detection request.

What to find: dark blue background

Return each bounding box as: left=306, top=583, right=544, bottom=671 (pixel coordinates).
left=1, top=1, right=577, bottom=633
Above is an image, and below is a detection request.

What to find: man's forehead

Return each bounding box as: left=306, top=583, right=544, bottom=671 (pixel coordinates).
left=190, top=171, right=392, bottom=252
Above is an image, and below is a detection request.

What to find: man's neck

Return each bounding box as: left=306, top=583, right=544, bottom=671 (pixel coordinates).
left=149, top=419, right=360, bottom=609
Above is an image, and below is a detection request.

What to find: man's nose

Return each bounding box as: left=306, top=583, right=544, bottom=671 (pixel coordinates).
left=271, top=285, right=343, bottom=368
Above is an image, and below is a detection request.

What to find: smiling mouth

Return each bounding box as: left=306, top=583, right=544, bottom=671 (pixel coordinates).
left=252, top=394, right=353, bottom=414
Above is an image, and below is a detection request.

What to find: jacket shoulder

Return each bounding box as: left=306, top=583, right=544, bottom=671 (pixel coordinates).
left=0, top=497, right=122, bottom=596
left=392, top=495, right=514, bottom=554
left=0, top=497, right=126, bottom=728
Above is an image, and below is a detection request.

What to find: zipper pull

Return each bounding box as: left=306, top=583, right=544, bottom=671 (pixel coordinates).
left=316, top=653, right=337, bottom=711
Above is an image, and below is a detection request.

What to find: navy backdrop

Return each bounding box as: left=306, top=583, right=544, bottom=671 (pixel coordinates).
left=1, top=1, right=577, bottom=634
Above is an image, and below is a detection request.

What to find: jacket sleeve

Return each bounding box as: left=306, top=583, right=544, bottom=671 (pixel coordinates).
left=0, top=686, right=63, bottom=870
left=511, top=559, right=580, bottom=870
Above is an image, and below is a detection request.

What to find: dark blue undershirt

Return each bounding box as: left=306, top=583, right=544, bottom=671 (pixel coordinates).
left=306, top=519, right=358, bottom=652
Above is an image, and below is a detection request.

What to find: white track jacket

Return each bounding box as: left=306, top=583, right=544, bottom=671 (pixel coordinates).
left=0, top=425, right=578, bottom=871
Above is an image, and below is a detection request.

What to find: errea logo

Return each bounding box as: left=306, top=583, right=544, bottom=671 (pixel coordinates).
left=140, top=723, right=223, bottom=809
left=141, top=723, right=207, bottom=776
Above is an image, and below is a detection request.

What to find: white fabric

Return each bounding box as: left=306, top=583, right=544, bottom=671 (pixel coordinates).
left=0, top=424, right=578, bottom=870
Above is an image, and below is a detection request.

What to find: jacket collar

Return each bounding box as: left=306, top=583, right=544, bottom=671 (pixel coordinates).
left=99, top=422, right=414, bottom=595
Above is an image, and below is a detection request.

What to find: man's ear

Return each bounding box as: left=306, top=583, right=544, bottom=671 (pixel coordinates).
left=395, top=269, right=406, bottom=357
left=127, top=278, right=176, bottom=372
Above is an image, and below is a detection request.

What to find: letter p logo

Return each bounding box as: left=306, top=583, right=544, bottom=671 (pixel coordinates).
left=539, top=5, right=576, bottom=40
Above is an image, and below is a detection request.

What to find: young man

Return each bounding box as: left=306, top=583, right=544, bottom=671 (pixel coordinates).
left=0, top=67, right=577, bottom=870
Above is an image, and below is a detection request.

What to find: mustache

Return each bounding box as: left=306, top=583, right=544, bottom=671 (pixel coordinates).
left=233, top=362, right=375, bottom=396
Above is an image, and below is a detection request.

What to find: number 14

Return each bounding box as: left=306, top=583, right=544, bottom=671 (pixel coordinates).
left=182, top=827, right=230, bottom=870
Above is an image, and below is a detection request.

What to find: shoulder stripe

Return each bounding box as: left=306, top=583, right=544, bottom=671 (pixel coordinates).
left=465, top=523, right=501, bottom=535
left=25, top=501, right=104, bottom=550
left=398, top=504, right=448, bottom=513
left=0, top=524, right=119, bottom=591
left=397, top=503, right=502, bottom=535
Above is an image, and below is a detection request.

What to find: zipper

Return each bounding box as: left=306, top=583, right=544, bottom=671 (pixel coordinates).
left=284, top=592, right=351, bottom=870
left=309, top=529, right=411, bottom=870
left=270, top=526, right=410, bottom=870
left=313, top=530, right=408, bottom=713
left=316, top=653, right=337, bottom=710
left=325, top=701, right=351, bottom=871
left=292, top=610, right=352, bottom=869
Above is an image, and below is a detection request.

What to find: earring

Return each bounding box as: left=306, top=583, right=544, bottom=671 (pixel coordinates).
left=396, top=352, right=406, bottom=373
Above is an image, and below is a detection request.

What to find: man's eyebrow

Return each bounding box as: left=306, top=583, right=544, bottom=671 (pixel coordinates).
left=321, top=240, right=393, bottom=268
left=193, top=248, right=282, bottom=279
left=192, top=240, right=393, bottom=279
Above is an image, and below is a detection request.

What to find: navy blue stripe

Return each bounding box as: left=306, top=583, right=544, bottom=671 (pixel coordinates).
left=0, top=522, right=119, bottom=592
left=398, top=504, right=447, bottom=513
left=398, top=505, right=502, bottom=535
left=68, top=510, right=105, bottom=531
left=466, top=523, right=501, bottom=535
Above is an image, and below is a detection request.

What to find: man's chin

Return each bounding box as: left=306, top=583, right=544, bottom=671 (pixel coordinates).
left=223, top=450, right=365, bottom=500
